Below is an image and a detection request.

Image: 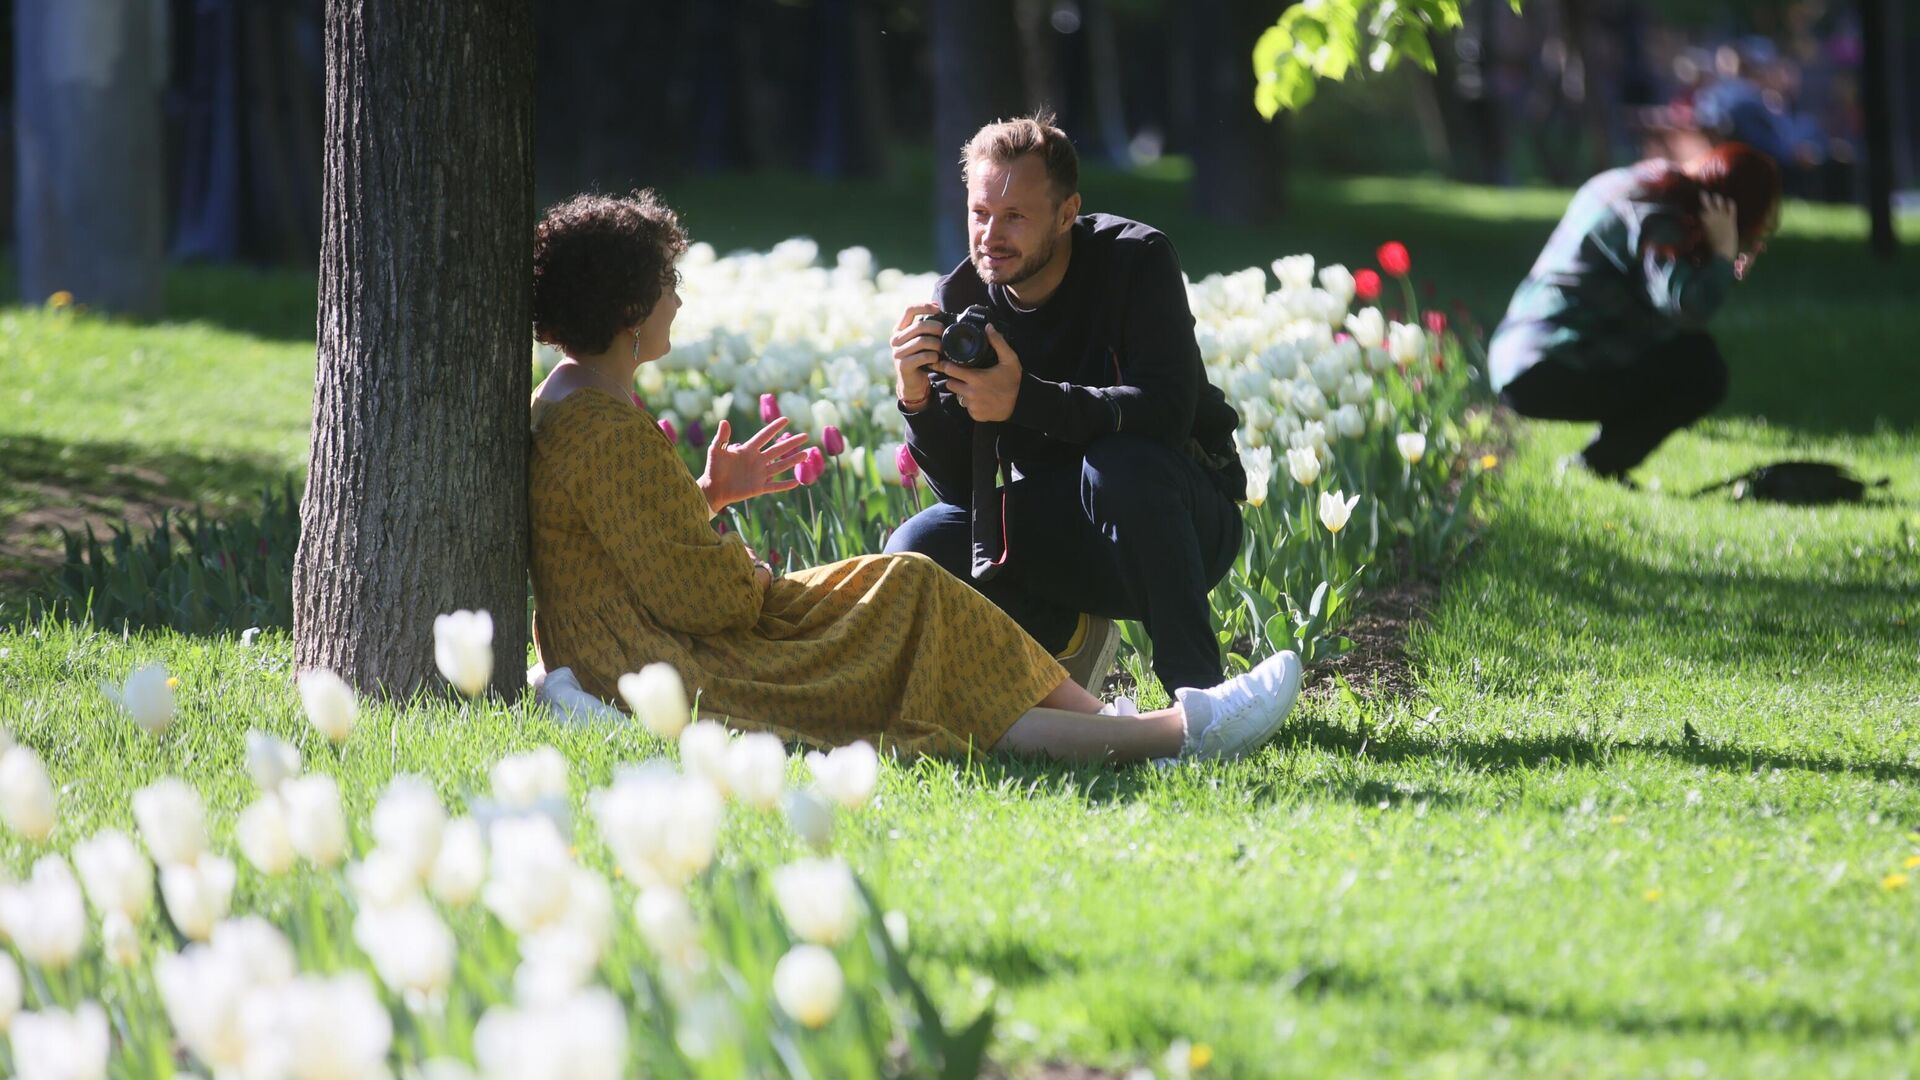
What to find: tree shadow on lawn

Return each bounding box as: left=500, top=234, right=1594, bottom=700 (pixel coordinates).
left=0, top=431, right=298, bottom=602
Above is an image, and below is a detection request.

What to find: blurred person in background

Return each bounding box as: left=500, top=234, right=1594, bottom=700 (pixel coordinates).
left=1488, top=142, right=1783, bottom=484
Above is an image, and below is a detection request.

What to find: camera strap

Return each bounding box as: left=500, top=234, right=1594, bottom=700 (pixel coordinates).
left=969, top=421, right=1009, bottom=581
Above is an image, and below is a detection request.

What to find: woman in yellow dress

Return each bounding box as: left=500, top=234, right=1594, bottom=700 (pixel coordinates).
left=527, top=191, right=1301, bottom=763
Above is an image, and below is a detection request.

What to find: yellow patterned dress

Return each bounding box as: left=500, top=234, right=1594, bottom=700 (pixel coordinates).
left=528, top=388, right=1068, bottom=755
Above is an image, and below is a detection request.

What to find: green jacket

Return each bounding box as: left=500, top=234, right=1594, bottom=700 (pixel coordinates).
left=1489, top=165, right=1737, bottom=392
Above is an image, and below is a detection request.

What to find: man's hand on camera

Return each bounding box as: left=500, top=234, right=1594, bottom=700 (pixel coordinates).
left=890, top=303, right=944, bottom=411
left=936, top=324, right=1023, bottom=423
left=1700, top=192, right=1740, bottom=263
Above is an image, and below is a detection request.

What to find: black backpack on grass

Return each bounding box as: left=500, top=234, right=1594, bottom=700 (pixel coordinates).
left=1691, top=460, right=1889, bottom=505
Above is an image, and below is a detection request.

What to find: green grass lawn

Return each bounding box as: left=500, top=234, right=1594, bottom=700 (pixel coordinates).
left=1, top=168, right=1917, bottom=1076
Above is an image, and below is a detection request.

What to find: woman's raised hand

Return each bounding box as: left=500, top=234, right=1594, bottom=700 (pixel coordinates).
left=699, top=417, right=811, bottom=514
left=1700, top=192, right=1740, bottom=263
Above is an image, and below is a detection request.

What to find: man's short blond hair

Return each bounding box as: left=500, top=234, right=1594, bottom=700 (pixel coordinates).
left=961, top=112, right=1080, bottom=204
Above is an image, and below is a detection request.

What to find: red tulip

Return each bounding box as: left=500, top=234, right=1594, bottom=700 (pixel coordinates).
left=821, top=425, right=846, bottom=456
left=894, top=444, right=921, bottom=488
left=1377, top=241, right=1411, bottom=277
left=1353, top=269, right=1382, bottom=302
left=796, top=447, right=826, bottom=486
left=658, top=417, right=678, bottom=444
left=1425, top=310, right=1448, bottom=335
left=759, top=393, right=780, bottom=423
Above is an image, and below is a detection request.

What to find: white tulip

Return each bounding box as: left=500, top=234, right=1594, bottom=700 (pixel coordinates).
left=1365, top=344, right=1394, bottom=374
left=282, top=774, right=348, bottom=868
left=725, top=732, right=788, bottom=809
left=1290, top=379, right=1328, bottom=420
left=1317, top=264, right=1356, bottom=309
left=482, top=816, right=575, bottom=935
left=430, top=817, right=487, bottom=907
left=0, top=856, right=86, bottom=970
left=433, top=609, right=495, bottom=698
left=1319, top=489, right=1361, bottom=534
left=296, top=669, right=358, bottom=745
left=678, top=720, right=733, bottom=793
left=353, top=898, right=455, bottom=997
left=155, top=918, right=294, bottom=1071
left=617, top=663, right=690, bottom=739
left=782, top=788, right=834, bottom=852
left=11, top=1002, right=109, bottom=1080
left=1388, top=321, right=1426, bottom=365
left=884, top=910, right=911, bottom=952
left=238, top=972, right=392, bottom=1080
left=804, top=741, right=879, bottom=810
left=637, top=362, right=667, bottom=397
left=473, top=989, right=628, bottom=1080
left=1330, top=403, right=1367, bottom=439
left=771, top=857, right=860, bottom=947
left=516, top=868, right=613, bottom=1003
left=634, top=888, right=705, bottom=973
left=0, top=746, right=57, bottom=842
left=101, top=911, right=139, bottom=968
left=133, top=778, right=208, bottom=866
left=1240, top=445, right=1273, bottom=507
left=1338, top=371, right=1374, bottom=408
left=1271, top=254, right=1314, bottom=291
left=72, top=829, right=152, bottom=921
left=245, top=730, right=302, bottom=794
left=119, top=662, right=175, bottom=735
left=672, top=387, right=711, bottom=420
left=0, top=954, right=18, bottom=1030
left=591, top=764, right=723, bottom=890
left=348, top=848, right=421, bottom=911
left=491, top=746, right=570, bottom=809
left=772, top=944, right=844, bottom=1029
left=236, top=797, right=295, bottom=876
left=1343, top=307, right=1386, bottom=349
left=1287, top=446, right=1322, bottom=487
left=372, top=774, right=446, bottom=879
left=158, top=854, right=235, bottom=942
left=1374, top=396, right=1398, bottom=428
left=1397, top=431, right=1428, bottom=464
left=778, top=392, right=813, bottom=431
left=811, top=398, right=843, bottom=432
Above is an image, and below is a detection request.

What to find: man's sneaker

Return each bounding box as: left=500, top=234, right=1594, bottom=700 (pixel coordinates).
left=1054, top=613, right=1121, bottom=694
left=1176, top=650, right=1304, bottom=761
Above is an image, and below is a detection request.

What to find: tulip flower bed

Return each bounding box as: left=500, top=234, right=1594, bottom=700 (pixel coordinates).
left=555, top=237, right=1487, bottom=685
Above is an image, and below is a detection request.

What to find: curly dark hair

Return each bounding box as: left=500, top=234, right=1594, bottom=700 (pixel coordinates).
left=532, top=190, right=688, bottom=356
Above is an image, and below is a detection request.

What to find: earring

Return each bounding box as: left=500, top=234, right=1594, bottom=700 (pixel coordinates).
left=631, top=327, right=643, bottom=364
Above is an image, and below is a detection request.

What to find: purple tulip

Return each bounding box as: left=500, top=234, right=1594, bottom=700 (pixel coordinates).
left=821, top=425, right=846, bottom=457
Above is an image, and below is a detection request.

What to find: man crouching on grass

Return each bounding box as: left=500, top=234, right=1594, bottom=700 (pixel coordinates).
left=884, top=113, right=1247, bottom=698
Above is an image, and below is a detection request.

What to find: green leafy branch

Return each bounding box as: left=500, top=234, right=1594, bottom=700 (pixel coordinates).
left=1254, top=0, right=1524, bottom=118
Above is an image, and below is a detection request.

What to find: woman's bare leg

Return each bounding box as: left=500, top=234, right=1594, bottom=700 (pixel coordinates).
left=994, top=678, right=1186, bottom=763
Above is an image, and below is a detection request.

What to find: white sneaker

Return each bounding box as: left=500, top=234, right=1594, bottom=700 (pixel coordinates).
left=1176, top=651, right=1304, bottom=761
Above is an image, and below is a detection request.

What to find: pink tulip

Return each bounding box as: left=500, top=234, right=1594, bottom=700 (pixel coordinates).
left=759, top=393, right=781, bottom=423
left=821, top=425, right=846, bottom=457
left=796, top=447, right=826, bottom=486
left=895, top=444, right=921, bottom=488
left=658, top=417, right=678, bottom=444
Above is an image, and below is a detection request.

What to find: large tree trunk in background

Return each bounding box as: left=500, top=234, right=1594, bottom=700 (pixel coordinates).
left=1189, top=0, right=1287, bottom=224
left=296, top=0, right=533, bottom=698
left=931, top=0, right=1026, bottom=270
left=15, top=0, right=165, bottom=314
left=1859, top=0, right=1897, bottom=260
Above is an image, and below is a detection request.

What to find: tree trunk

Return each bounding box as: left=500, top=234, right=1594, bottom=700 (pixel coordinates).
left=1189, top=0, right=1287, bottom=224
left=14, top=0, right=165, bottom=314
left=1859, top=0, right=1897, bottom=260
left=931, top=0, right=1026, bottom=271
left=296, top=0, right=534, bottom=699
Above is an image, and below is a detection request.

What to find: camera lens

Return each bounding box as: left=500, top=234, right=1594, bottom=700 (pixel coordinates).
left=942, top=323, right=987, bottom=365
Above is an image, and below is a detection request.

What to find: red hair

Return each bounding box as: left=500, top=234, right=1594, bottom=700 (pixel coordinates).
left=1635, top=142, right=1782, bottom=263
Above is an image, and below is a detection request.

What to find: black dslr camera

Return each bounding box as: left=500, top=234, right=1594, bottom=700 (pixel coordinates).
left=917, top=305, right=1000, bottom=369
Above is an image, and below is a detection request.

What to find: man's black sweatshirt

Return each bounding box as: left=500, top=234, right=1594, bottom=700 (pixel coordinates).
left=902, top=213, right=1245, bottom=504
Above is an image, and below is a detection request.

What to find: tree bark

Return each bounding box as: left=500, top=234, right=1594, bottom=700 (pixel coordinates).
left=14, top=0, right=165, bottom=315
left=296, top=0, right=534, bottom=699
left=1189, top=0, right=1287, bottom=224
left=1859, top=0, right=1898, bottom=260
left=931, top=0, right=1027, bottom=271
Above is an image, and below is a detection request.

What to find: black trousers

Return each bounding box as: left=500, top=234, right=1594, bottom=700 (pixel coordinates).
left=1499, top=331, right=1729, bottom=478
left=884, top=433, right=1242, bottom=693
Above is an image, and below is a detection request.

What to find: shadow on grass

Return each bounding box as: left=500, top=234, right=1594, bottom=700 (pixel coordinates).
left=0, top=431, right=298, bottom=606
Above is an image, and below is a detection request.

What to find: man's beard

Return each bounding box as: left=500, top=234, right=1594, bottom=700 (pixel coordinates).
left=972, top=229, right=1059, bottom=288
